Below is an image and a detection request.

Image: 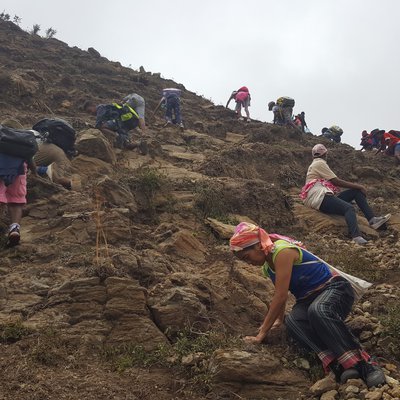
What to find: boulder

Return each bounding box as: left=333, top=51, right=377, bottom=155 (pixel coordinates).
left=294, top=203, right=379, bottom=238
left=209, top=349, right=308, bottom=395
left=159, top=229, right=207, bottom=262
left=347, top=315, right=375, bottom=334
left=205, top=218, right=235, bottom=239
left=365, top=391, right=383, bottom=400
left=104, top=277, right=147, bottom=319
left=0, top=117, right=23, bottom=128
left=71, top=154, right=114, bottom=181
left=106, top=315, right=169, bottom=350
left=148, top=285, right=208, bottom=336
left=96, top=175, right=137, bottom=213
left=75, top=129, right=116, bottom=164
left=309, top=375, right=338, bottom=396
left=354, top=166, right=383, bottom=180
left=320, top=390, right=339, bottom=400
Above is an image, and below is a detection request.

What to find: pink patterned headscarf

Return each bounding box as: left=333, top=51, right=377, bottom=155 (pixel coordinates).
left=229, top=222, right=274, bottom=255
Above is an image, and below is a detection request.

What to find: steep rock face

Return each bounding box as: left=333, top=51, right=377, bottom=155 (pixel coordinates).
left=0, top=18, right=399, bottom=400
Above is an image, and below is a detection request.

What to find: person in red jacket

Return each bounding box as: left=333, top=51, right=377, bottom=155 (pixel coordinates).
left=383, top=132, right=400, bottom=164
left=226, top=86, right=251, bottom=122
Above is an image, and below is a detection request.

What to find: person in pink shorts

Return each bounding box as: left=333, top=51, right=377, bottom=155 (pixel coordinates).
left=0, top=158, right=37, bottom=247
left=226, top=86, right=251, bottom=121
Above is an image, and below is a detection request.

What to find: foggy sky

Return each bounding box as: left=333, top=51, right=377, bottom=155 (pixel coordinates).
left=2, top=0, right=400, bottom=148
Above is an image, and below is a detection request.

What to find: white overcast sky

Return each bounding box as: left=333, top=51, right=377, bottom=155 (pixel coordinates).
left=3, top=0, right=400, bottom=147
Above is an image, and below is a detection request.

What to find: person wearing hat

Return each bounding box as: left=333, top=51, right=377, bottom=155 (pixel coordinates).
left=229, top=222, right=386, bottom=388
left=300, top=144, right=391, bottom=245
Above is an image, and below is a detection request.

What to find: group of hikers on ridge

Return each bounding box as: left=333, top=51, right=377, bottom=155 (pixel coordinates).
left=0, top=87, right=184, bottom=246
left=226, top=88, right=310, bottom=132
left=227, top=88, right=346, bottom=137
left=83, top=87, right=184, bottom=152
left=360, top=128, right=400, bottom=165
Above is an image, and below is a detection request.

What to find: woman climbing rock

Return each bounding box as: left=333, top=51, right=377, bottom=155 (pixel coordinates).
left=229, top=222, right=386, bottom=388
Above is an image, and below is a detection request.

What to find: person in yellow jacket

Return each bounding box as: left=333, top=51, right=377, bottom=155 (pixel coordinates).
left=83, top=100, right=147, bottom=154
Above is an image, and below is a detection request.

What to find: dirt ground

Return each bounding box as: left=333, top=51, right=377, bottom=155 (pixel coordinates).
left=0, top=18, right=400, bottom=400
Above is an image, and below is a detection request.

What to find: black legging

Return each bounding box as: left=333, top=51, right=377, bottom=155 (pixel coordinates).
left=319, top=189, right=374, bottom=238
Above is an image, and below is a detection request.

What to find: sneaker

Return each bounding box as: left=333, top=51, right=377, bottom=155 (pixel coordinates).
left=238, top=117, right=244, bottom=121
left=369, top=214, right=391, bottom=230
left=352, top=236, right=368, bottom=245
left=246, top=118, right=251, bottom=122
left=340, top=367, right=360, bottom=384
left=356, top=361, right=386, bottom=388
left=178, top=122, right=184, bottom=131
left=46, top=163, right=54, bottom=181
left=7, top=223, right=20, bottom=247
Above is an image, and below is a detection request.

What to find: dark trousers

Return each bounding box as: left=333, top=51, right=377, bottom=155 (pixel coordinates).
left=319, top=189, right=374, bottom=238
left=165, top=96, right=182, bottom=124
left=285, top=278, right=360, bottom=358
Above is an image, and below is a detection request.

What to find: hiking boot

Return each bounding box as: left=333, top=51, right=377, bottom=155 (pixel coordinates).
left=138, top=139, right=148, bottom=155
left=340, top=367, right=360, bottom=384
left=369, top=214, right=391, bottom=230
left=179, top=122, right=184, bottom=131
left=352, top=236, right=368, bottom=245
left=329, top=362, right=343, bottom=382
left=7, top=223, right=20, bottom=247
left=124, top=142, right=137, bottom=151
left=355, top=361, right=386, bottom=388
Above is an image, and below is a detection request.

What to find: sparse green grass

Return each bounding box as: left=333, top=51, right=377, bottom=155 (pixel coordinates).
left=125, top=167, right=172, bottom=219
left=102, top=328, right=242, bottom=393
left=0, top=320, right=32, bottom=343
left=135, top=167, right=168, bottom=198
left=102, top=343, right=171, bottom=372
left=381, top=304, right=400, bottom=358
left=308, top=243, right=387, bottom=283
left=173, top=328, right=242, bottom=358
left=194, top=182, right=238, bottom=224
left=29, top=327, right=69, bottom=366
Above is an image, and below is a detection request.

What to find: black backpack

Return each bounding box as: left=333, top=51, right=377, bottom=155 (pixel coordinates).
left=32, top=118, right=76, bottom=155
left=0, top=125, right=38, bottom=159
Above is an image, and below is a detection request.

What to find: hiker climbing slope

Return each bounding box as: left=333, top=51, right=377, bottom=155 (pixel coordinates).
left=300, top=144, right=391, bottom=245
left=122, top=93, right=146, bottom=132
left=294, top=111, right=309, bottom=133
left=321, top=126, right=343, bottom=143
left=226, top=86, right=251, bottom=121
left=33, top=118, right=76, bottom=190
left=83, top=100, right=148, bottom=154
left=0, top=123, right=38, bottom=246
left=268, top=97, right=297, bottom=129
left=153, top=88, right=184, bottom=129
left=230, top=222, right=386, bottom=388
left=382, top=131, right=400, bottom=165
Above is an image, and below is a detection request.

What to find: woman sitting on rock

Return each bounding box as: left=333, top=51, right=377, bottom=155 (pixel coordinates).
left=301, top=144, right=391, bottom=245
left=229, top=222, right=385, bottom=388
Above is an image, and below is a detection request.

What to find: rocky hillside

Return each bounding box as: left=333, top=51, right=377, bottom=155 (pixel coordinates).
left=0, top=19, right=400, bottom=400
